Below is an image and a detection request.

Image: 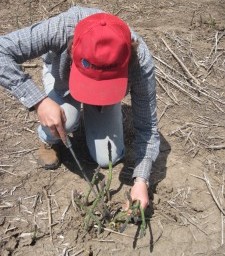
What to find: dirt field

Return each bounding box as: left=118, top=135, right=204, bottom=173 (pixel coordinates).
left=1, top=0, right=225, bottom=255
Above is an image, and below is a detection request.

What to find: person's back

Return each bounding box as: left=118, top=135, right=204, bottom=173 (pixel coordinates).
left=0, top=6, right=160, bottom=209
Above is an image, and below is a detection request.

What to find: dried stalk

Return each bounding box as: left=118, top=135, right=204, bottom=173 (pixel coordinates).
left=158, top=104, right=172, bottom=123
left=61, top=201, right=71, bottom=222
left=156, top=70, right=202, bottom=103
left=0, top=168, right=17, bottom=176
left=94, top=225, right=135, bottom=238
left=206, top=144, right=225, bottom=150
left=43, top=187, right=53, bottom=242
left=159, top=37, right=225, bottom=105
left=221, top=171, right=224, bottom=245
left=21, top=63, right=38, bottom=68
left=207, top=51, right=225, bottom=73
left=161, top=37, right=200, bottom=86
left=154, top=55, right=186, bottom=78
left=72, top=249, right=85, bottom=256
left=203, top=172, right=225, bottom=215
left=9, top=148, right=38, bottom=155
left=156, top=77, right=178, bottom=104
left=212, top=101, right=225, bottom=113
left=48, top=0, right=67, bottom=12
left=168, top=201, right=208, bottom=235
left=190, top=173, right=225, bottom=215
left=208, top=31, right=225, bottom=59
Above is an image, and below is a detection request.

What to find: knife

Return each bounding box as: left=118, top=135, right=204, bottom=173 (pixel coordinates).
left=65, top=135, right=97, bottom=196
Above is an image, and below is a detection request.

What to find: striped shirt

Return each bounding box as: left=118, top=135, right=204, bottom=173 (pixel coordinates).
left=0, top=6, right=160, bottom=181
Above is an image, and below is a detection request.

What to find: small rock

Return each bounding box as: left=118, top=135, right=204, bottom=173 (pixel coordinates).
left=2, top=250, right=10, bottom=256
left=19, top=235, right=34, bottom=247
left=5, top=237, right=18, bottom=251
left=153, top=194, right=161, bottom=205
left=165, top=186, right=173, bottom=194
left=0, top=217, right=5, bottom=226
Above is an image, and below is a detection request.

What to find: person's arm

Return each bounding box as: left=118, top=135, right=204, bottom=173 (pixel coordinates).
left=0, top=8, right=81, bottom=143
left=129, top=33, right=160, bottom=209
left=0, top=10, right=76, bottom=109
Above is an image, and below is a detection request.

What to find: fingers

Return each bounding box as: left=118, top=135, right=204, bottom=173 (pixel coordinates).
left=136, top=195, right=149, bottom=210
left=55, top=121, right=66, bottom=144
left=59, top=108, right=67, bottom=144
left=49, top=125, right=60, bottom=138
left=124, top=198, right=148, bottom=214
left=123, top=201, right=130, bottom=212
left=36, top=98, right=67, bottom=144
left=126, top=182, right=149, bottom=211
left=48, top=114, right=66, bottom=144
left=61, top=108, right=67, bottom=125
left=140, top=200, right=149, bottom=210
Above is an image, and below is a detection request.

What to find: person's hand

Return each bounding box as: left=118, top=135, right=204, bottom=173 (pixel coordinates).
left=35, top=97, right=67, bottom=144
left=127, top=180, right=149, bottom=210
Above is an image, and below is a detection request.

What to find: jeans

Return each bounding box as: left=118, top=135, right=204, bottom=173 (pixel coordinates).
left=37, top=64, right=125, bottom=167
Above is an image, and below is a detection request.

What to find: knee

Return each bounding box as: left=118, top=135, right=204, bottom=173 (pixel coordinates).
left=62, top=103, right=81, bottom=133
left=64, top=118, right=80, bottom=133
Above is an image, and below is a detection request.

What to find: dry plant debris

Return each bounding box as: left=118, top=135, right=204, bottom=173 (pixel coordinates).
left=154, top=31, right=225, bottom=157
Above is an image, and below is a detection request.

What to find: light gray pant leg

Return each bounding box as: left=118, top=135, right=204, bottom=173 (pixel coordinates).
left=83, top=104, right=124, bottom=167
left=38, top=64, right=81, bottom=144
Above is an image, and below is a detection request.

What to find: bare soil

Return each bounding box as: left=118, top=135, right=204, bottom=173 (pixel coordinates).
left=0, top=1, right=225, bottom=255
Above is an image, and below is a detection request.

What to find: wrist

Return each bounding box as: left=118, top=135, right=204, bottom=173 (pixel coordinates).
left=34, top=97, right=48, bottom=111
left=134, top=177, right=149, bottom=188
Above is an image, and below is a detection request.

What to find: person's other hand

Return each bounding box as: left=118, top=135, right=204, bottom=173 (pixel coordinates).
left=128, top=180, right=149, bottom=210
left=35, top=97, right=67, bottom=144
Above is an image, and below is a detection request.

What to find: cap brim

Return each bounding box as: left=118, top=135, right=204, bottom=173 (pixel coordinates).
left=69, top=62, right=128, bottom=106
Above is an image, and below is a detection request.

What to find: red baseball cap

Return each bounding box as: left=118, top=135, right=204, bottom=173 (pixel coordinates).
left=69, top=13, right=131, bottom=106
